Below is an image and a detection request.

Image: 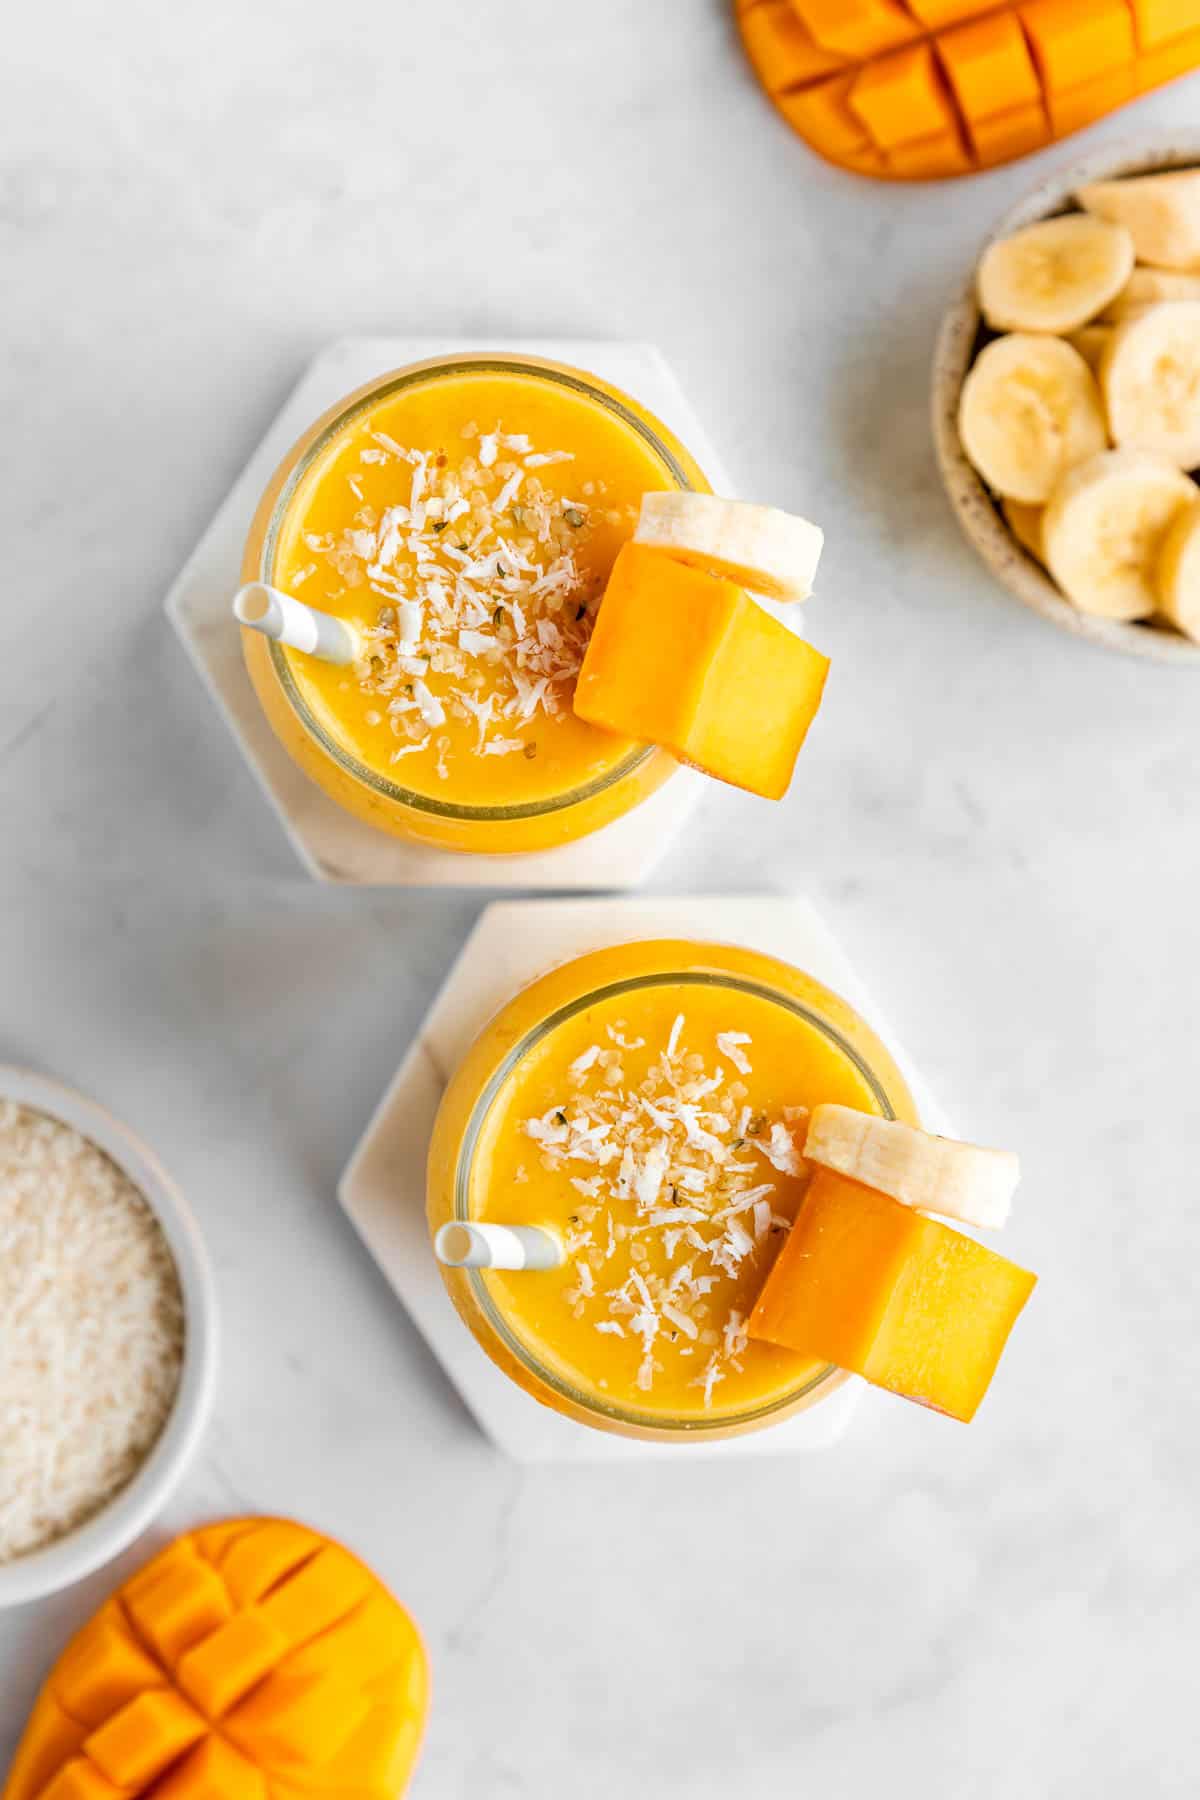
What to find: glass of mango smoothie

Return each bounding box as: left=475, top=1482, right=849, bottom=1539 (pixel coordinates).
left=428, top=941, right=919, bottom=1441
left=239, top=356, right=709, bottom=854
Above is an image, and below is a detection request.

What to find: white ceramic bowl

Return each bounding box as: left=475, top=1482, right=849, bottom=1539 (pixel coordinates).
left=0, top=1067, right=218, bottom=1607
left=933, top=134, right=1200, bottom=667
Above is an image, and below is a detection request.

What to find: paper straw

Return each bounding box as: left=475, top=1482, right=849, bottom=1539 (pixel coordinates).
left=434, top=1222, right=563, bottom=1271
left=233, top=582, right=360, bottom=665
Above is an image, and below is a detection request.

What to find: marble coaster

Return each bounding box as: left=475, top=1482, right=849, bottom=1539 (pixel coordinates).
left=164, top=336, right=727, bottom=887
left=339, top=894, right=953, bottom=1464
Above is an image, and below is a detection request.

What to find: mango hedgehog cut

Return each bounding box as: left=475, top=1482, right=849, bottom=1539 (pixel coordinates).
left=735, top=0, right=1200, bottom=180
left=3, top=1518, right=430, bottom=1800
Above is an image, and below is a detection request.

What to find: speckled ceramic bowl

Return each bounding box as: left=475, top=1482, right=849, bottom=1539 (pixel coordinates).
left=933, top=135, right=1200, bottom=667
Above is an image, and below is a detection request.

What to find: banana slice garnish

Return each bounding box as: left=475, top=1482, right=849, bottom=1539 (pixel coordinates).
left=1101, top=300, right=1200, bottom=471
left=978, top=214, right=1134, bottom=335
left=1078, top=169, right=1200, bottom=273
left=804, top=1105, right=1020, bottom=1232
left=1042, top=448, right=1196, bottom=621
left=1157, top=499, right=1200, bottom=641
left=958, top=334, right=1107, bottom=505
left=1100, top=266, right=1200, bottom=324
left=633, top=492, right=824, bottom=603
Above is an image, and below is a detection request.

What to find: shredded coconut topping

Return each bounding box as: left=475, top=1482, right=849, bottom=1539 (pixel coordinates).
left=0, top=1102, right=185, bottom=1563
left=521, top=1022, right=811, bottom=1406
left=308, top=422, right=627, bottom=769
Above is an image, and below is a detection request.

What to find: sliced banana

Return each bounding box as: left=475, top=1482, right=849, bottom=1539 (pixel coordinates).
left=958, top=335, right=1107, bottom=504
left=1078, top=170, right=1200, bottom=272
left=804, top=1105, right=1019, bottom=1232
left=633, top=493, right=823, bottom=602
left=1066, top=325, right=1112, bottom=371
left=1156, top=496, right=1200, bottom=640
left=978, top=213, right=1134, bottom=334
left=1101, top=301, right=1200, bottom=469
left=1042, top=448, right=1196, bottom=620
left=1002, top=499, right=1045, bottom=563
left=1100, top=266, right=1200, bottom=324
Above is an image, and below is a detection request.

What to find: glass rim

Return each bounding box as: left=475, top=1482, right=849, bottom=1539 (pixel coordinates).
left=259, top=354, right=697, bottom=821
left=453, top=965, right=903, bottom=1434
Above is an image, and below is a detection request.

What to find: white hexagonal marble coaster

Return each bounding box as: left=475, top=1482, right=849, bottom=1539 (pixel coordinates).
left=165, top=337, right=723, bottom=887
left=339, top=895, right=953, bottom=1463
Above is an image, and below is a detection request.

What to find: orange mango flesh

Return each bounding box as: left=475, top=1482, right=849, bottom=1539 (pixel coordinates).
left=269, top=367, right=680, bottom=810
left=736, top=0, right=1200, bottom=180
left=573, top=543, right=829, bottom=800
left=748, top=1169, right=1037, bottom=1420
left=3, top=1519, right=429, bottom=1800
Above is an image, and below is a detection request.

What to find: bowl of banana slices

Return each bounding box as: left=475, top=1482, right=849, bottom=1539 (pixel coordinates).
left=934, top=136, right=1200, bottom=665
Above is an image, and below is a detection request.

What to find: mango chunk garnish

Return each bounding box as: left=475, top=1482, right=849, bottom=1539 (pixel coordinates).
left=749, top=1168, right=1036, bottom=1419
left=574, top=543, right=829, bottom=800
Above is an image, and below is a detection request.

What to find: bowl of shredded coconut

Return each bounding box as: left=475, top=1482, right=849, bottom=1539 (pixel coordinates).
left=0, top=1068, right=217, bottom=1606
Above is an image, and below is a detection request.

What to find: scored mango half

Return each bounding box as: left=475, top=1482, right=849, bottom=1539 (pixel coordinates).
left=4, top=1519, right=429, bottom=1800
left=736, top=0, right=1200, bottom=181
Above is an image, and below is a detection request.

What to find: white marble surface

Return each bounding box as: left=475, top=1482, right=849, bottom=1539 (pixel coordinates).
left=3, top=4, right=1199, bottom=1795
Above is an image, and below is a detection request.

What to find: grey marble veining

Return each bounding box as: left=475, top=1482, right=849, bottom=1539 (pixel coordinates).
left=3, top=3, right=1200, bottom=1794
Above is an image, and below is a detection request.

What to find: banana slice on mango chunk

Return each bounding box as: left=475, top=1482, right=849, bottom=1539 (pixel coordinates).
left=634, top=492, right=824, bottom=602
left=575, top=492, right=830, bottom=800
left=748, top=1167, right=1036, bottom=1423
left=804, top=1103, right=1020, bottom=1231
left=3, top=1519, right=429, bottom=1800
left=575, top=541, right=829, bottom=801
left=747, top=1107, right=1035, bottom=1424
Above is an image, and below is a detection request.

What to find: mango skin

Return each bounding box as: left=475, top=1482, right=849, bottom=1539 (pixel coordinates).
left=3, top=1518, right=429, bottom=1800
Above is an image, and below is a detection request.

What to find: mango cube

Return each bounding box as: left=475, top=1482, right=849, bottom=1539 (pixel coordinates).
left=151, top=1740, right=266, bottom=1800
left=37, top=1769, right=122, bottom=1800
left=748, top=1169, right=1036, bottom=1421
left=847, top=45, right=955, bottom=150
left=83, top=1693, right=206, bottom=1789
left=574, top=544, right=829, bottom=800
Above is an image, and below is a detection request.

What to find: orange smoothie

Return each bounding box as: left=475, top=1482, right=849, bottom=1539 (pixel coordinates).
left=240, top=357, right=708, bottom=853
left=428, top=941, right=919, bottom=1439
